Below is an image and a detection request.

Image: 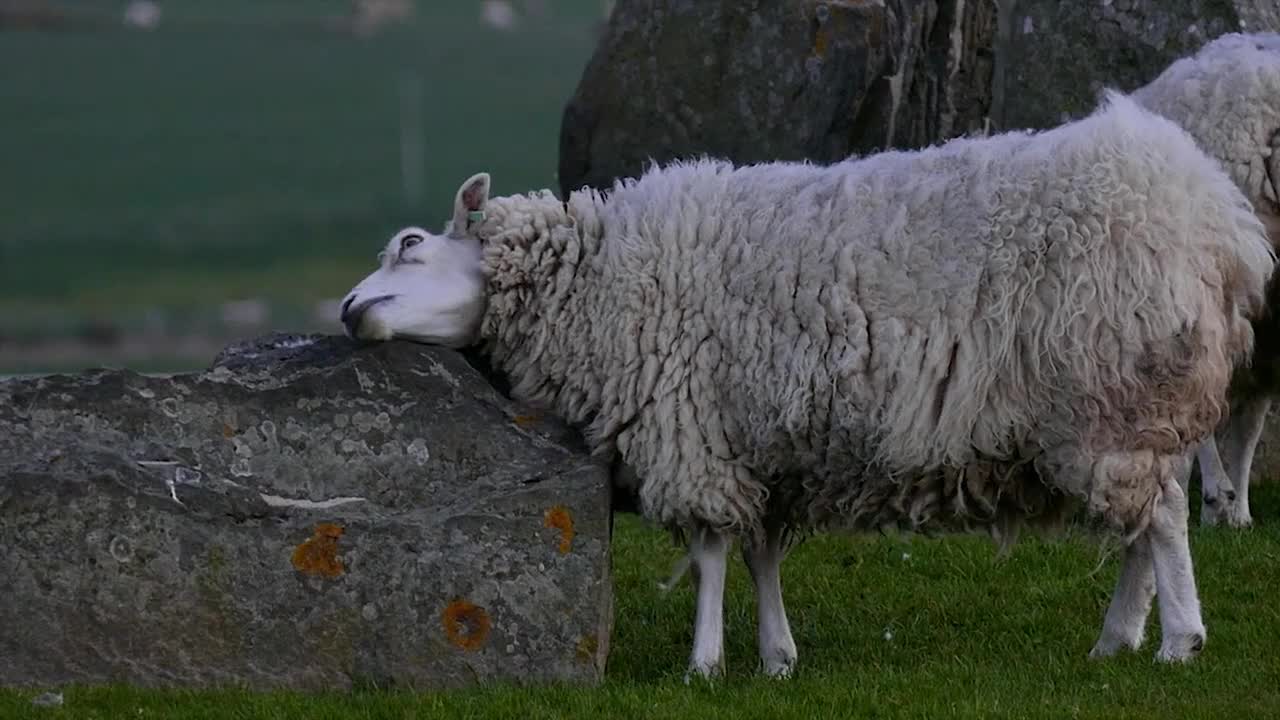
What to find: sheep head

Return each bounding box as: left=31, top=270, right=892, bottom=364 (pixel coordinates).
left=339, top=173, right=490, bottom=347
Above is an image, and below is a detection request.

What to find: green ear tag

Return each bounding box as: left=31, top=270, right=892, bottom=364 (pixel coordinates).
left=467, top=210, right=486, bottom=224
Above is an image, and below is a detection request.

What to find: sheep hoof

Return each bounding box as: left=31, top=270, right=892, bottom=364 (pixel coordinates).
left=684, top=657, right=723, bottom=684
left=1089, top=630, right=1144, bottom=659
left=761, top=655, right=796, bottom=679
left=1224, top=509, right=1253, bottom=529
left=1155, top=633, right=1205, bottom=663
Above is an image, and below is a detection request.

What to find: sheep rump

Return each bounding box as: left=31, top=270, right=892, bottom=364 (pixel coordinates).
left=474, top=92, right=1272, bottom=547
left=1129, top=31, right=1280, bottom=527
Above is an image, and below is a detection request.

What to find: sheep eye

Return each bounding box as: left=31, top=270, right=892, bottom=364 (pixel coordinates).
left=402, top=235, right=423, bottom=250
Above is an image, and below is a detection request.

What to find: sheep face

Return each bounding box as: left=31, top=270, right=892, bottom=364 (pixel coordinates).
left=340, top=174, right=491, bottom=347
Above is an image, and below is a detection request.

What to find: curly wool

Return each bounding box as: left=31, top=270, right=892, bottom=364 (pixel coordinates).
left=472, top=92, right=1274, bottom=543
left=1133, top=31, right=1280, bottom=396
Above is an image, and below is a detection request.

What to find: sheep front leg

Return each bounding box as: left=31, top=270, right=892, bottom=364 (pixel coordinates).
left=742, top=522, right=797, bottom=678
left=1090, top=533, right=1156, bottom=658
left=686, top=527, right=730, bottom=681
left=1214, top=395, right=1270, bottom=528
left=1148, top=474, right=1206, bottom=662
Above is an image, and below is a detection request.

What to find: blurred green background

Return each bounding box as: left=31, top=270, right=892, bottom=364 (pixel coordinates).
left=0, top=0, right=607, bottom=374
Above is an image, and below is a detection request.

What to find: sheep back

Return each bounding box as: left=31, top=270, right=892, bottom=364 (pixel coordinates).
left=476, top=93, right=1274, bottom=542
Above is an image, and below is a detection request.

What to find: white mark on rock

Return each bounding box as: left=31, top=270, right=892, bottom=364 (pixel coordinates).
left=232, top=437, right=253, bottom=458
left=260, top=420, right=278, bottom=446
left=259, top=493, right=367, bottom=509
left=354, top=365, right=375, bottom=392
left=362, top=603, right=378, bottom=621
left=231, top=458, right=254, bottom=478
left=136, top=387, right=155, bottom=399
left=409, top=356, right=461, bottom=389
left=407, top=438, right=430, bottom=465
left=109, top=535, right=134, bottom=563
left=136, top=460, right=191, bottom=506
left=1022, top=16, right=1033, bottom=34
left=334, top=413, right=350, bottom=429
left=159, top=397, right=180, bottom=418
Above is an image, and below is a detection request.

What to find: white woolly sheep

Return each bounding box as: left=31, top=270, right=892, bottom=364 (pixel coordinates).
left=339, top=92, right=1273, bottom=678
left=1129, top=31, right=1280, bottom=529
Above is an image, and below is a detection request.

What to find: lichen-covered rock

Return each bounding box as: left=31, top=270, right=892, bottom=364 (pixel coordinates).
left=998, top=0, right=1278, bottom=131
left=557, top=0, right=997, bottom=197
left=559, top=0, right=1279, bottom=197
left=0, top=333, right=613, bottom=691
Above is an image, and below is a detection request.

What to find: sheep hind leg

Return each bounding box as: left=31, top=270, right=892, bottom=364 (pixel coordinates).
left=1148, top=473, right=1206, bottom=662
left=1215, top=395, right=1270, bottom=528
left=1196, top=437, right=1231, bottom=526
left=685, top=527, right=730, bottom=682
left=742, top=521, right=797, bottom=678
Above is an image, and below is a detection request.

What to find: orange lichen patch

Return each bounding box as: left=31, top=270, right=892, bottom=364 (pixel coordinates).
left=575, top=634, right=599, bottom=664
left=441, top=600, right=491, bottom=651
left=221, top=423, right=236, bottom=438
left=813, top=27, right=828, bottom=58
left=513, top=414, right=539, bottom=428
left=543, top=505, right=575, bottom=554
left=291, top=523, right=345, bottom=578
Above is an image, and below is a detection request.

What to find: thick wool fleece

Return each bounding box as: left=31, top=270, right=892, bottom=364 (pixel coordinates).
left=1132, top=32, right=1280, bottom=235
left=1133, top=31, right=1280, bottom=397
left=472, top=93, right=1274, bottom=543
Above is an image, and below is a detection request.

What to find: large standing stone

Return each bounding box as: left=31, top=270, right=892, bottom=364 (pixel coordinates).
left=0, top=333, right=613, bottom=691
left=558, top=0, right=1279, bottom=197
left=557, top=0, right=998, bottom=197
left=997, top=0, right=1280, bottom=131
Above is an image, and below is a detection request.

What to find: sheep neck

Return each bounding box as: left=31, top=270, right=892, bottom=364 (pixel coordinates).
left=476, top=190, right=611, bottom=437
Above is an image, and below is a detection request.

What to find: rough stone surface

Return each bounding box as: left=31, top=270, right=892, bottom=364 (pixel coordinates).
left=998, top=0, right=1279, bottom=131
left=0, top=333, right=613, bottom=691
left=558, top=0, right=1279, bottom=196
left=557, top=0, right=998, bottom=197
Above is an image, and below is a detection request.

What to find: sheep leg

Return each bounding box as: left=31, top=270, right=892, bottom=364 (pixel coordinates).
left=686, top=527, right=730, bottom=681
left=1089, top=532, right=1155, bottom=658
left=742, top=522, right=797, bottom=678
left=1196, top=437, right=1231, bottom=526
left=1213, top=395, right=1270, bottom=528
left=1148, top=474, right=1206, bottom=662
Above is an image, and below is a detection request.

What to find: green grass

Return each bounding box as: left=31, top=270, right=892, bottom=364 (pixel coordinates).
left=4, top=486, right=1279, bottom=719
left=0, top=1, right=602, bottom=315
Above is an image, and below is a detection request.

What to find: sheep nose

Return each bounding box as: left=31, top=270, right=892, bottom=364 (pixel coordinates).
left=340, top=293, right=396, bottom=338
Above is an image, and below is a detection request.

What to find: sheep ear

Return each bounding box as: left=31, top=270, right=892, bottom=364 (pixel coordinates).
left=452, top=172, right=491, bottom=234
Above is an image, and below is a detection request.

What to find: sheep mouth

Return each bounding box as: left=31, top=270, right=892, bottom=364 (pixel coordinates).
left=341, top=294, right=397, bottom=338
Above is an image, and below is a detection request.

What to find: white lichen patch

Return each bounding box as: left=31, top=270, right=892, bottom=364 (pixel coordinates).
left=352, top=411, right=376, bottom=433
left=407, top=438, right=431, bottom=465
left=259, top=493, right=367, bottom=509
left=282, top=418, right=308, bottom=442
left=160, top=397, right=180, bottom=418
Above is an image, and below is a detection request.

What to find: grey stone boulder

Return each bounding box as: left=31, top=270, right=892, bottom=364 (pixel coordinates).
left=558, top=0, right=1278, bottom=197
left=557, top=0, right=999, bottom=197
left=997, top=0, right=1279, bottom=131
left=0, top=333, right=613, bottom=691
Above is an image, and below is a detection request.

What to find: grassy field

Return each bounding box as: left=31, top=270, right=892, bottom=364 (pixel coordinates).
left=1, top=0, right=602, bottom=370
left=3, top=487, right=1278, bottom=719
